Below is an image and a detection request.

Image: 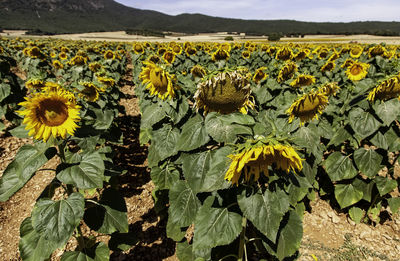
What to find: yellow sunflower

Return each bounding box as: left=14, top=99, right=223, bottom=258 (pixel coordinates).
left=78, top=82, right=103, bottom=102
left=346, top=61, right=370, bottom=82
left=104, top=50, right=115, bottom=60
left=59, top=52, right=68, bottom=60
left=320, top=61, right=335, bottom=72
left=157, top=47, right=167, bottom=56
left=341, top=58, right=354, bottom=68
left=211, top=47, right=230, bottom=61
left=68, top=55, right=86, bottom=66
left=185, top=46, right=197, bottom=56
left=17, top=87, right=80, bottom=142
left=96, top=76, right=115, bottom=88
left=133, top=43, right=145, bottom=54
left=194, top=70, right=254, bottom=115
left=225, top=138, right=303, bottom=185
left=25, top=79, right=45, bottom=90
left=319, top=82, right=340, bottom=96
left=147, top=54, right=162, bottom=64
left=242, top=50, right=251, bottom=59
left=163, top=50, right=176, bottom=64
left=89, top=62, right=102, bottom=72
left=294, top=49, right=310, bottom=60
left=286, top=89, right=329, bottom=124
left=275, top=47, right=293, bottom=60
left=367, top=75, right=400, bottom=102
left=367, top=45, right=388, bottom=58
left=171, top=44, right=182, bottom=55
left=52, top=60, right=64, bottom=70
left=139, top=61, right=177, bottom=100
left=252, top=67, right=268, bottom=84
left=190, top=65, right=206, bottom=79
left=350, top=45, right=364, bottom=58
left=27, top=46, right=46, bottom=60
left=290, top=74, right=316, bottom=88
left=277, top=61, right=298, bottom=83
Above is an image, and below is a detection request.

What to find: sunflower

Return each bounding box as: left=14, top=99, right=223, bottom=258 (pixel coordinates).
left=190, top=65, right=206, bottom=79
left=104, top=50, right=115, bottom=60
left=266, top=46, right=277, bottom=56
left=96, top=76, right=115, bottom=88
left=52, top=60, right=64, bottom=70
left=275, top=47, right=293, bottom=60
left=286, top=89, right=329, bottom=124
left=367, top=75, right=400, bottom=102
left=163, top=50, right=176, bottom=64
left=252, top=67, right=268, bottom=84
left=242, top=50, right=251, bottom=59
left=133, top=43, right=145, bottom=54
left=17, top=87, right=80, bottom=142
left=290, top=74, right=316, bottom=88
left=350, top=45, right=363, bottom=58
left=346, top=61, right=370, bottom=81
left=59, top=52, right=68, bottom=60
left=25, top=79, right=45, bottom=90
left=341, top=58, right=354, bottom=68
left=225, top=137, right=303, bottom=185
left=220, top=42, right=232, bottom=52
left=211, top=47, right=230, bottom=61
left=171, top=44, right=182, bottom=55
left=28, top=46, right=46, bottom=60
left=78, top=82, right=103, bottom=102
left=157, top=47, right=167, bottom=56
left=367, top=45, right=387, bottom=58
left=69, top=55, right=86, bottom=66
left=294, top=49, right=310, bottom=60
left=318, top=48, right=330, bottom=59
left=194, top=70, right=254, bottom=115
left=277, top=61, right=298, bottom=83
left=88, top=62, right=102, bottom=72
left=319, top=82, right=340, bottom=96
left=139, top=61, right=177, bottom=100
left=147, top=54, right=162, bottom=64
left=185, top=46, right=197, bottom=56
left=320, top=61, right=335, bottom=72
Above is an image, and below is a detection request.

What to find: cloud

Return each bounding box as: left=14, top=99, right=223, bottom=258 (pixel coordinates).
left=114, top=0, right=400, bottom=22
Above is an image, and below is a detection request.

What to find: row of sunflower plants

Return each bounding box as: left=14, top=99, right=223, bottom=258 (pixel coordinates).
left=0, top=38, right=130, bottom=260
left=131, top=40, right=400, bottom=260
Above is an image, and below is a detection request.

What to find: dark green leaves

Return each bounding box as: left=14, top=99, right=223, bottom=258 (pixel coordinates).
left=176, top=115, right=210, bottom=152
left=335, top=184, right=363, bottom=208
left=373, top=99, right=400, bottom=126
left=353, top=148, right=382, bottom=178
left=31, top=193, right=84, bottom=246
left=61, top=242, right=109, bottom=261
left=374, top=176, right=397, bottom=196
left=169, top=181, right=200, bottom=228
left=0, top=143, right=57, bottom=201
left=238, top=188, right=290, bottom=243
left=349, top=108, right=380, bottom=139
left=323, top=152, right=357, bottom=182
left=57, top=152, right=105, bottom=189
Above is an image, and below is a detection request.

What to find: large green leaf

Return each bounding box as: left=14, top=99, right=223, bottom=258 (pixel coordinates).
left=31, top=193, right=85, bottom=246
left=92, top=108, right=115, bottom=130
left=0, top=83, right=11, bottom=102
left=150, top=163, right=180, bottom=190
left=388, top=197, right=400, bottom=214
left=373, top=98, right=400, bottom=126
left=327, top=127, right=351, bottom=146
left=84, top=188, right=128, bottom=234
left=151, top=125, right=180, bottom=161
left=384, top=128, right=400, bottom=152
left=0, top=143, right=57, bottom=201
left=374, top=176, right=397, bottom=196
left=176, top=115, right=210, bottom=152
left=181, top=147, right=232, bottom=193
left=323, top=152, right=358, bottom=182
left=176, top=241, right=211, bottom=261
left=353, top=148, right=382, bottom=178
left=61, top=242, right=109, bottom=261
left=169, top=181, right=201, bottom=227
left=205, top=112, right=254, bottom=143
left=140, top=103, right=166, bottom=128
left=19, top=217, right=59, bottom=261
left=349, top=207, right=364, bottom=224
left=349, top=108, right=380, bottom=139
left=238, top=188, right=290, bottom=243
left=294, top=126, right=324, bottom=159
left=334, top=184, right=363, bottom=208
left=193, top=196, right=242, bottom=250
left=276, top=211, right=303, bottom=261
left=57, top=151, right=105, bottom=189
left=370, top=131, right=389, bottom=150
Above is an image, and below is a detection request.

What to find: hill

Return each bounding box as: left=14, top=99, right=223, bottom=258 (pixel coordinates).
left=0, top=0, right=399, bottom=35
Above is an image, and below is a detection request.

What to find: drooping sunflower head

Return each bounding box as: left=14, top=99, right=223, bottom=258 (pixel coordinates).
left=319, top=82, right=340, bottom=96
left=290, top=74, right=316, bottom=88
left=225, top=137, right=303, bottom=185
left=318, top=48, right=330, bottom=59
left=185, top=46, right=197, bottom=56
left=28, top=46, right=46, bottom=60
left=211, top=48, right=230, bottom=61
left=367, top=75, right=400, bottom=102
left=346, top=61, right=370, bottom=82
left=277, top=61, right=298, bottom=83
left=68, top=55, right=87, bottom=66
left=52, top=60, right=64, bottom=70
left=286, top=89, right=329, bottom=124
left=139, top=61, right=177, bottom=100
left=341, top=58, right=355, bottom=68
left=163, top=50, right=176, bottom=64
left=294, top=48, right=310, bottom=60
left=157, top=47, right=167, bottom=56
left=275, top=46, right=293, bottom=60
left=147, top=54, right=162, bottom=64
left=25, top=78, right=45, bottom=90
left=17, top=87, right=80, bottom=142
left=104, top=50, right=115, bottom=60
left=252, top=67, right=268, bottom=84
left=133, top=43, right=145, bottom=54
left=320, top=60, right=335, bottom=72
left=96, top=76, right=115, bottom=88
left=190, top=65, right=207, bottom=79
left=89, top=62, right=102, bottom=72
left=78, top=81, right=103, bottom=102
left=194, top=70, right=254, bottom=115
left=368, top=45, right=387, bottom=58
left=350, top=45, right=364, bottom=58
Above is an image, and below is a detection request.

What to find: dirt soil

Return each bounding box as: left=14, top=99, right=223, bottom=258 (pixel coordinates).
left=0, top=57, right=400, bottom=261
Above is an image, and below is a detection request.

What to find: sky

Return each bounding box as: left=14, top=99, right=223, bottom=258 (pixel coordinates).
left=114, top=0, right=400, bottom=22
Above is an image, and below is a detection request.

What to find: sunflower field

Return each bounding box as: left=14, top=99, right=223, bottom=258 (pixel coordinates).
left=0, top=37, right=400, bottom=260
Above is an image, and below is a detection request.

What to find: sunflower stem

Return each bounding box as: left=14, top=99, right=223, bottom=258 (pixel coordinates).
left=238, top=217, right=247, bottom=261
left=58, top=141, right=67, bottom=163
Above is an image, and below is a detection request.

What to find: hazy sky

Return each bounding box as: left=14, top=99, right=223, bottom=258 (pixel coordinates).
left=114, top=0, right=400, bottom=22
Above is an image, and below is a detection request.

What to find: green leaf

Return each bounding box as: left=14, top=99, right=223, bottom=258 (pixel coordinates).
left=57, top=151, right=105, bottom=189
left=327, top=127, right=351, bottom=146
left=0, top=143, right=57, bottom=201
left=323, top=152, right=358, bottom=182
left=61, top=242, right=109, bottom=261
left=374, top=176, right=397, bottom=196
left=238, top=188, right=290, bottom=243
left=9, top=125, right=30, bottom=138
left=370, top=132, right=389, bottom=150
left=287, top=174, right=312, bottom=206
left=176, top=241, right=211, bottom=261
left=334, top=184, right=363, bottom=208
left=109, top=232, right=138, bottom=251
left=294, top=126, right=323, bottom=158
left=140, top=103, right=166, bottom=128
left=349, top=207, right=364, bottom=224
left=373, top=99, right=400, bottom=126
left=92, top=109, right=114, bottom=130
left=349, top=108, right=380, bottom=139
left=84, top=188, right=128, bottom=234
left=19, top=217, right=59, bottom=261
left=181, top=147, right=232, bottom=193
left=193, top=196, right=242, bottom=250
left=352, top=178, right=374, bottom=202
left=205, top=112, right=254, bottom=143
left=151, top=125, right=180, bottom=162
left=0, top=83, right=11, bottom=102
left=176, top=115, right=210, bottom=152
left=169, top=181, right=201, bottom=227
left=276, top=211, right=303, bottom=261
left=150, top=163, right=180, bottom=190
left=384, top=128, right=400, bottom=152
left=388, top=197, right=400, bottom=214
left=353, top=148, right=382, bottom=178
left=31, top=193, right=84, bottom=246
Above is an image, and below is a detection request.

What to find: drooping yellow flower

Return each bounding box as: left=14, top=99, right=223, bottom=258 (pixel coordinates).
left=96, top=76, right=115, bottom=88
left=242, top=50, right=251, bottom=59
left=350, top=45, right=364, bottom=58
left=319, top=82, right=340, bottom=96
left=211, top=47, right=230, bottom=61
left=17, top=87, right=80, bottom=142
left=185, top=46, right=197, bottom=56
left=78, top=82, right=103, bottom=102
left=68, top=55, right=87, bottom=66
left=133, top=43, right=145, bottom=54
left=89, top=62, right=102, bottom=72
left=294, top=49, right=310, bottom=60
left=139, top=61, right=177, bottom=100
left=346, top=61, right=370, bottom=82
left=190, top=65, right=206, bottom=79
left=27, top=46, right=46, bottom=60
left=147, top=54, right=162, bottom=64
left=286, top=89, right=329, bottom=124
left=318, top=48, right=330, bottom=59
left=277, top=61, right=298, bottom=83
left=320, top=60, right=335, bottom=72
left=162, top=50, right=176, bottom=64
left=367, top=45, right=388, bottom=58
left=367, top=75, right=400, bottom=102
left=290, top=74, right=316, bottom=88
left=252, top=67, right=268, bottom=84
left=52, top=60, right=64, bottom=70
left=341, top=58, right=354, bottom=68
left=275, top=47, right=293, bottom=60
left=25, top=79, right=45, bottom=90
left=194, top=70, right=254, bottom=115
left=225, top=138, right=303, bottom=185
